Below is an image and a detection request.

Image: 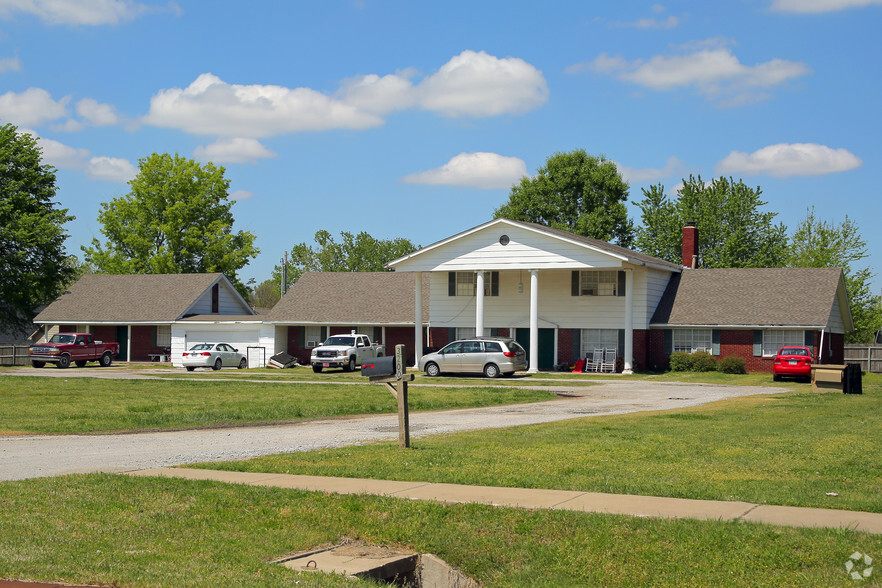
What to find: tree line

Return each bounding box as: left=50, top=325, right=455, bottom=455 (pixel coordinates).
left=2, top=125, right=879, bottom=342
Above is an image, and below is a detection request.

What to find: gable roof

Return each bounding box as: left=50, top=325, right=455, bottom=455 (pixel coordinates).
left=388, top=218, right=681, bottom=272
left=266, top=271, right=430, bottom=325
left=650, top=267, right=853, bottom=329
left=34, top=273, right=250, bottom=324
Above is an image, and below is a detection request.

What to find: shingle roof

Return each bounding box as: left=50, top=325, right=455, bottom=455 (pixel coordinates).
left=650, top=267, right=847, bottom=327
left=34, top=273, right=226, bottom=323
left=266, top=272, right=430, bottom=325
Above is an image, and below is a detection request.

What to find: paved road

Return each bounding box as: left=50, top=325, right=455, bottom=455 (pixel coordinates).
left=0, top=373, right=782, bottom=481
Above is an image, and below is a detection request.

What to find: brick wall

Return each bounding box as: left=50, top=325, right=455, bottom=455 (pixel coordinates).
left=129, top=325, right=153, bottom=361
left=557, top=329, right=576, bottom=367
left=429, top=327, right=450, bottom=350
left=91, top=326, right=117, bottom=345
left=382, top=326, right=417, bottom=365
left=632, top=329, right=649, bottom=371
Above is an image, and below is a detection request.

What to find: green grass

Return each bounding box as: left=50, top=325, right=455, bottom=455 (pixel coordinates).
left=0, top=376, right=556, bottom=434
left=0, top=473, right=878, bottom=587
left=198, top=374, right=882, bottom=513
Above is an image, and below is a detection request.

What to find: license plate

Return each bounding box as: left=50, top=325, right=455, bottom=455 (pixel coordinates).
left=323, top=363, right=330, bottom=367
left=789, top=360, right=797, bottom=365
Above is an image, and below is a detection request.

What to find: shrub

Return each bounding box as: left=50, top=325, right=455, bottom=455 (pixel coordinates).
left=669, top=352, right=694, bottom=372
left=718, top=355, right=747, bottom=374
left=691, top=351, right=718, bottom=372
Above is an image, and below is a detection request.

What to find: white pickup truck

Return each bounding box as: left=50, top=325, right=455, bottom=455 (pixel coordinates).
left=310, top=332, right=385, bottom=373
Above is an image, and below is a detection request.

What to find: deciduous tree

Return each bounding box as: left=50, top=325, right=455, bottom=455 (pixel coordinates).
left=83, top=153, right=258, bottom=297
left=0, top=124, right=75, bottom=330
left=634, top=176, right=788, bottom=268
left=493, top=149, right=634, bottom=246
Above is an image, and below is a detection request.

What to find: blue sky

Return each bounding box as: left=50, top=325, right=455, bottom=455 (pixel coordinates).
left=2, top=0, right=880, bottom=294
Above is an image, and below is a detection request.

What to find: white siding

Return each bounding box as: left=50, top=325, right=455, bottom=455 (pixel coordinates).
left=827, top=300, right=845, bottom=334
left=170, top=323, right=274, bottom=367
left=188, top=280, right=251, bottom=315
left=396, top=225, right=626, bottom=272
left=429, top=268, right=666, bottom=330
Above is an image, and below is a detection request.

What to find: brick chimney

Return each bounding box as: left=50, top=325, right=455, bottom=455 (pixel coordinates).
left=682, top=222, right=699, bottom=269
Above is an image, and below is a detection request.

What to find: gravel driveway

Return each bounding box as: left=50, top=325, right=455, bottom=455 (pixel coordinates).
left=0, top=372, right=781, bottom=482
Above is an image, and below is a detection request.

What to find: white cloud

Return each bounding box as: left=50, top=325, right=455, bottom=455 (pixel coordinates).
left=572, top=44, right=809, bottom=104
left=618, top=156, right=685, bottom=183
left=417, top=50, right=548, bottom=118
left=85, top=156, right=137, bottom=182
left=401, top=152, right=527, bottom=190
left=0, top=87, right=68, bottom=126
left=0, top=54, right=20, bottom=72
left=193, top=138, right=276, bottom=164
left=0, top=0, right=176, bottom=25
left=615, top=15, right=679, bottom=29
left=75, top=98, right=120, bottom=126
left=19, top=128, right=89, bottom=168
left=145, top=52, right=547, bottom=137
left=716, top=143, right=862, bottom=177
left=771, top=0, right=882, bottom=12
left=230, top=190, right=254, bottom=201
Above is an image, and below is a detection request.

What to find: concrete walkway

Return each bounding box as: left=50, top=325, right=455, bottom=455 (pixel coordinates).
left=128, top=467, right=882, bottom=535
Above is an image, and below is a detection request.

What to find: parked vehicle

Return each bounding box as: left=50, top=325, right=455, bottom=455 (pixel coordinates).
left=419, top=336, right=527, bottom=378
left=311, top=333, right=385, bottom=373
left=29, top=333, right=119, bottom=369
left=182, top=343, right=247, bottom=371
left=773, top=346, right=813, bottom=381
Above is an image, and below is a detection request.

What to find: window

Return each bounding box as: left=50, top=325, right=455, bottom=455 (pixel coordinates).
left=573, top=271, right=623, bottom=296
left=461, top=341, right=483, bottom=353
left=673, top=329, right=713, bottom=354
left=762, top=330, right=804, bottom=357
left=211, top=283, right=219, bottom=313
left=581, top=329, right=619, bottom=357
left=305, top=326, right=322, bottom=348
left=155, top=326, right=171, bottom=347
left=455, top=327, right=476, bottom=340
left=448, top=272, right=499, bottom=296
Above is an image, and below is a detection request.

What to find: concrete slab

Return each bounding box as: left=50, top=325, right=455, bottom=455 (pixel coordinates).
left=396, top=482, right=584, bottom=509
left=742, top=504, right=882, bottom=534
left=557, top=492, right=756, bottom=521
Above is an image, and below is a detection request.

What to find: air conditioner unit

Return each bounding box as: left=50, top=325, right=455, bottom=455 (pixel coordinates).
left=306, top=340, right=317, bottom=348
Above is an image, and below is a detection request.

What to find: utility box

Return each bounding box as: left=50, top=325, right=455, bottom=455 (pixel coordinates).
left=361, top=356, right=396, bottom=378
left=811, top=364, right=846, bottom=392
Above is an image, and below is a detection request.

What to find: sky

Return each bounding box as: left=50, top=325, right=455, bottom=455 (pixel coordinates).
left=1, top=0, right=880, bottom=295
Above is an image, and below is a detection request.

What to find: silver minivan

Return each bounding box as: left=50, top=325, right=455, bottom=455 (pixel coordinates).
left=418, top=337, right=528, bottom=378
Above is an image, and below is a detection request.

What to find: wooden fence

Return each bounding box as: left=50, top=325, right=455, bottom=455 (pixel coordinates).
left=0, top=345, right=31, bottom=366
left=844, top=345, right=882, bottom=373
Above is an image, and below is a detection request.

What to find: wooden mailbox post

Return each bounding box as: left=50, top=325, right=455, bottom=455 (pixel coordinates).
left=367, top=344, right=411, bottom=448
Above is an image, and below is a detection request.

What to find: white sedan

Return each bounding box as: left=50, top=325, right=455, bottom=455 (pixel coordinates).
left=182, top=343, right=247, bottom=371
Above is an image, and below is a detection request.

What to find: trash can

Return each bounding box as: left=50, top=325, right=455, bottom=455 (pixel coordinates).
left=844, top=363, right=863, bottom=395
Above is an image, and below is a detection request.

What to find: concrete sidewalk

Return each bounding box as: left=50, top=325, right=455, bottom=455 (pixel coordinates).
left=127, top=467, right=882, bottom=535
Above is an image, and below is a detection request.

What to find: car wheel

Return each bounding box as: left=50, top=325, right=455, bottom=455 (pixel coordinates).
left=57, top=354, right=70, bottom=369
left=212, top=358, right=222, bottom=371
left=483, top=363, right=500, bottom=378
left=75, top=360, right=87, bottom=368
left=773, top=374, right=781, bottom=382
left=312, top=364, right=323, bottom=373
left=343, top=357, right=355, bottom=372
left=425, top=362, right=440, bottom=377
left=31, top=360, right=45, bottom=368
left=99, top=352, right=112, bottom=367
left=186, top=366, right=195, bottom=372
left=238, top=358, right=247, bottom=369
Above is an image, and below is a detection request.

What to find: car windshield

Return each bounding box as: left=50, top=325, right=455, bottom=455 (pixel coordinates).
left=324, top=336, right=355, bottom=346
left=49, top=334, right=76, bottom=344
left=189, top=344, right=214, bottom=351
left=779, top=347, right=809, bottom=356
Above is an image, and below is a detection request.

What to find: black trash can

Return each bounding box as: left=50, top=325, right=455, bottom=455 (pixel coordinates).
left=844, top=363, right=863, bottom=395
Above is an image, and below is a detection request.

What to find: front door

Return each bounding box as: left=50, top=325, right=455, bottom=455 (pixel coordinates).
left=515, top=328, right=555, bottom=371
left=115, top=326, right=128, bottom=361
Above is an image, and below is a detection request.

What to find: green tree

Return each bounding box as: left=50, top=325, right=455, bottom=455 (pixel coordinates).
left=493, top=149, right=634, bottom=246
left=83, top=153, right=258, bottom=297
left=274, top=230, right=419, bottom=290
left=788, top=207, right=882, bottom=343
left=634, top=175, right=788, bottom=268
left=249, top=278, right=280, bottom=309
left=0, top=124, right=75, bottom=330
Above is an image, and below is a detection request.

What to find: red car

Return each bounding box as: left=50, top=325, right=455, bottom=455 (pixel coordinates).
left=773, top=346, right=813, bottom=381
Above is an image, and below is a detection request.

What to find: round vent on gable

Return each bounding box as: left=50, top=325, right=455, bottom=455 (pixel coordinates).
left=499, top=234, right=510, bottom=246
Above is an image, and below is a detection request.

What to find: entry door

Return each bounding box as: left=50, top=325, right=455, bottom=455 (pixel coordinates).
left=115, top=326, right=128, bottom=361
left=515, top=328, right=555, bottom=371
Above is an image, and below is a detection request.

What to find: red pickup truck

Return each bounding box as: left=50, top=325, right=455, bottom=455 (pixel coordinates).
left=29, top=333, right=120, bottom=369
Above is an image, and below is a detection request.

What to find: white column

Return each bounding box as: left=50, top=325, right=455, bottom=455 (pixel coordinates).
left=126, top=325, right=132, bottom=363
left=529, top=269, right=539, bottom=373
left=623, top=268, right=634, bottom=374
left=475, top=271, right=485, bottom=337
left=413, top=272, right=423, bottom=368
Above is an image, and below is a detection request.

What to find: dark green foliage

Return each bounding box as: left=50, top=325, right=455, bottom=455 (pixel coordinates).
left=493, top=149, right=635, bottom=246
left=0, top=124, right=75, bottom=330
left=668, top=352, right=693, bottom=372
left=718, top=355, right=747, bottom=374
left=670, top=351, right=717, bottom=372
left=634, top=175, right=788, bottom=268
left=82, top=153, right=258, bottom=298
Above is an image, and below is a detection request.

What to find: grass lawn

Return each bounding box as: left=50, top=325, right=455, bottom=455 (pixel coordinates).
left=0, top=473, right=879, bottom=587
left=0, top=375, right=556, bottom=434
left=197, top=374, right=882, bottom=513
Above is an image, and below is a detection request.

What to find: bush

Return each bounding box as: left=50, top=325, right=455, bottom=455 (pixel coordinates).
left=669, top=351, right=718, bottom=372
left=718, top=355, right=747, bottom=374
left=669, top=352, right=694, bottom=372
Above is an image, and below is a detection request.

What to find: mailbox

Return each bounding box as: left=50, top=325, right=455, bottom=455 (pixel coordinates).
left=361, top=355, right=396, bottom=377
